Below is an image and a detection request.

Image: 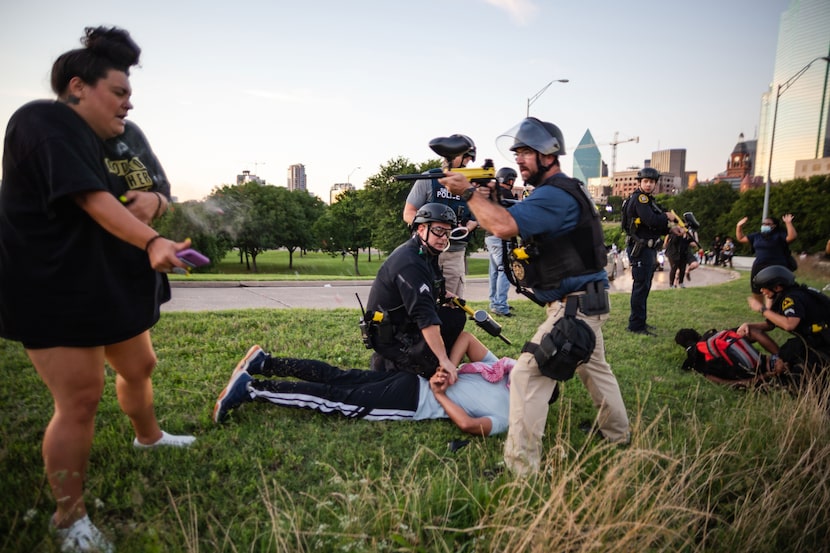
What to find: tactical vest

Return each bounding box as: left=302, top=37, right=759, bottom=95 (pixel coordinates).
left=515, top=175, right=607, bottom=289
left=428, top=169, right=472, bottom=239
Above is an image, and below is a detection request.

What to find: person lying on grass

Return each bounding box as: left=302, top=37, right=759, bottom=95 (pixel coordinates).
left=674, top=326, right=781, bottom=389
left=213, top=331, right=513, bottom=436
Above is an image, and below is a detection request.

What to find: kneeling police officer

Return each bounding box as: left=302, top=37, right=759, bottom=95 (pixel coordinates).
left=441, top=117, right=630, bottom=475
left=364, top=203, right=467, bottom=383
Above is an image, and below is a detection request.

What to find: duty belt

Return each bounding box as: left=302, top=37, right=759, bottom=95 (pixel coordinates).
left=630, top=235, right=661, bottom=248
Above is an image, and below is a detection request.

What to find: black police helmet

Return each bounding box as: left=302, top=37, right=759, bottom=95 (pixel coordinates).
left=413, top=203, right=457, bottom=227
left=496, top=167, right=518, bottom=184
left=752, top=265, right=795, bottom=290
left=636, top=167, right=660, bottom=181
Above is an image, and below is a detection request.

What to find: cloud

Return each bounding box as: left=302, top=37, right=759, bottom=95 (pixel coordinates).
left=481, top=0, right=539, bottom=25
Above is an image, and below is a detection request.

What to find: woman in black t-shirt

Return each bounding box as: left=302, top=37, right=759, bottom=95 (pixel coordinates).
left=0, top=27, right=195, bottom=550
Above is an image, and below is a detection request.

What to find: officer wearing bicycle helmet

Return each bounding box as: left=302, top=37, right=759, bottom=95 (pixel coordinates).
left=738, top=265, right=830, bottom=386
left=624, top=167, right=681, bottom=336
left=365, top=203, right=466, bottom=382
left=440, top=117, right=630, bottom=475
left=403, top=134, right=480, bottom=298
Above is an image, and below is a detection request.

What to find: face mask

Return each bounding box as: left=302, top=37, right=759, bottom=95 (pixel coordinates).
left=760, top=225, right=772, bottom=234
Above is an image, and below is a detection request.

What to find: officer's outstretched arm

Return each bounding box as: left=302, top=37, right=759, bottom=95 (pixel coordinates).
left=421, top=325, right=457, bottom=383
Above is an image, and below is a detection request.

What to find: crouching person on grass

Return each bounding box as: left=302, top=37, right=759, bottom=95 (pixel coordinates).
left=738, top=265, right=830, bottom=392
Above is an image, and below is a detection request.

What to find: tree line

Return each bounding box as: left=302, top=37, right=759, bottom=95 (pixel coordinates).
left=156, top=163, right=830, bottom=273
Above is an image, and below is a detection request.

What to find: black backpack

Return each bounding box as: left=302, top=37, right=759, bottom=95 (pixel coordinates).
left=620, top=196, right=632, bottom=234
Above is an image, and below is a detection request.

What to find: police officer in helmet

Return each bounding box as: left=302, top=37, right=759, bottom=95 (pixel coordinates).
left=365, top=202, right=466, bottom=383
left=624, top=167, right=681, bottom=336
left=402, top=134, right=481, bottom=298
left=441, top=117, right=630, bottom=475
left=738, top=265, right=830, bottom=388
left=485, top=167, right=519, bottom=317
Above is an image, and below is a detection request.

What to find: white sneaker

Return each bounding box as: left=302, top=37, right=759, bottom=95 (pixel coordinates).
left=52, top=514, right=113, bottom=553
left=133, top=430, right=196, bottom=449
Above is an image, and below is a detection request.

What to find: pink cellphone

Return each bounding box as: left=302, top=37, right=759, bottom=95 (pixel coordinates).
left=176, top=248, right=210, bottom=268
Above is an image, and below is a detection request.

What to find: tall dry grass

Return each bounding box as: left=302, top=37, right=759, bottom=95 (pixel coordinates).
left=175, top=381, right=830, bottom=553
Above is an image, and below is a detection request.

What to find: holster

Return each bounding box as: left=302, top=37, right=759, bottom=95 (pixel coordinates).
left=629, top=238, right=644, bottom=258
left=579, top=281, right=610, bottom=316
left=522, top=296, right=597, bottom=381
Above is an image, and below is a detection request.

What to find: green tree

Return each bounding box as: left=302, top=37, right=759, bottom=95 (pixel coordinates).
left=274, top=189, right=326, bottom=269
left=313, top=190, right=372, bottom=275
left=363, top=157, right=439, bottom=254
left=154, top=201, right=228, bottom=271
left=659, top=181, right=740, bottom=247
left=207, top=182, right=284, bottom=272
left=724, top=175, right=830, bottom=254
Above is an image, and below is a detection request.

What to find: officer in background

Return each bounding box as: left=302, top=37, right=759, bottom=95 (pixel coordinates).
left=403, top=134, right=479, bottom=298
left=441, top=117, right=630, bottom=475
left=485, top=167, right=519, bottom=317
left=624, top=167, right=681, bottom=336
left=365, top=203, right=466, bottom=383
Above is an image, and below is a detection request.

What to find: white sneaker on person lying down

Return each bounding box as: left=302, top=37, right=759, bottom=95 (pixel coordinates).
left=133, top=430, right=196, bottom=449
left=52, top=514, right=113, bottom=553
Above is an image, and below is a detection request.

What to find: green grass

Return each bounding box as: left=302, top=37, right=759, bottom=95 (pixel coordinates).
left=2, top=265, right=830, bottom=552
left=177, top=249, right=491, bottom=281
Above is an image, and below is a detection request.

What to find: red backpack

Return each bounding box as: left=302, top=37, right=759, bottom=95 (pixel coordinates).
left=698, top=329, right=761, bottom=374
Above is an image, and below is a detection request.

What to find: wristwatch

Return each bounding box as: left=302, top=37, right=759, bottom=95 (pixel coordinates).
left=759, top=306, right=767, bottom=315
left=461, top=187, right=477, bottom=201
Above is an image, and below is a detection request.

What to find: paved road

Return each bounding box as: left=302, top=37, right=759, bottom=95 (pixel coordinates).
left=163, top=260, right=746, bottom=313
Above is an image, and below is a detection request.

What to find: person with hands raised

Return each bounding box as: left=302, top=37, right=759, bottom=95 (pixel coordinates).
left=736, top=213, right=798, bottom=303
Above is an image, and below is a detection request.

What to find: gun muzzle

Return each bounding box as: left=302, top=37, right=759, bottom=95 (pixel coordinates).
left=472, top=310, right=512, bottom=345
left=451, top=297, right=512, bottom=344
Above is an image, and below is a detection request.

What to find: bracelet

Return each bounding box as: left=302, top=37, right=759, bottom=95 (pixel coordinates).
left=144, top=234, right=163, bottom=252
left=152, top=192, right=164, bottom=219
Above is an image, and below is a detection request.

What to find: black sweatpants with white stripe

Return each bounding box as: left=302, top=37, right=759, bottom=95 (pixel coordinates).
left=249, top=357, right=420, bottom=421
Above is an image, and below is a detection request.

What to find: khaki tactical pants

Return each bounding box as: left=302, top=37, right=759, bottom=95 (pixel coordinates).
left=504, top=300, right=630, bottom=475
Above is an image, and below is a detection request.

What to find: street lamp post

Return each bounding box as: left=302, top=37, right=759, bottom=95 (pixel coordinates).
left=347, top=166, right=361, bottom=184
left=526, top=78, right=569, bottom=117
left=762, top=56, right=830, bottom=220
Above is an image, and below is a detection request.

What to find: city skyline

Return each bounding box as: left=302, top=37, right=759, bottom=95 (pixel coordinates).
left=1, top=0, right=793, bottom=202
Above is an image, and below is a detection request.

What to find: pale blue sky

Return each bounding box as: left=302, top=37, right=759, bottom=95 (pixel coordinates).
left=0, top=0, right=789, bottom=201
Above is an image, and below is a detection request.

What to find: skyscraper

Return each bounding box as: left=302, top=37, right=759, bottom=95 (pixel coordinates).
left=755, top=0, right=830, bottom=183
left=287, top=164, right=307, bottom=192
left=573, top=129, right=603, bottom=183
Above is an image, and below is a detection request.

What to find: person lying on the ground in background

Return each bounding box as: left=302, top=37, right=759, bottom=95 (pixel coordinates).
left=213, top=331, right=512, bottom=436
left=674, top=327, right=781, bottom=388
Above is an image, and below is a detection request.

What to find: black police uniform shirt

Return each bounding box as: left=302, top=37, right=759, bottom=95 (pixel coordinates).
left=772, top=286, right=830, bottom=343
left=628, top=188, right=669, bottom=244
left=0, top=101, right=170, bottom=348
left=366, top=236, right=443, bottom=333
